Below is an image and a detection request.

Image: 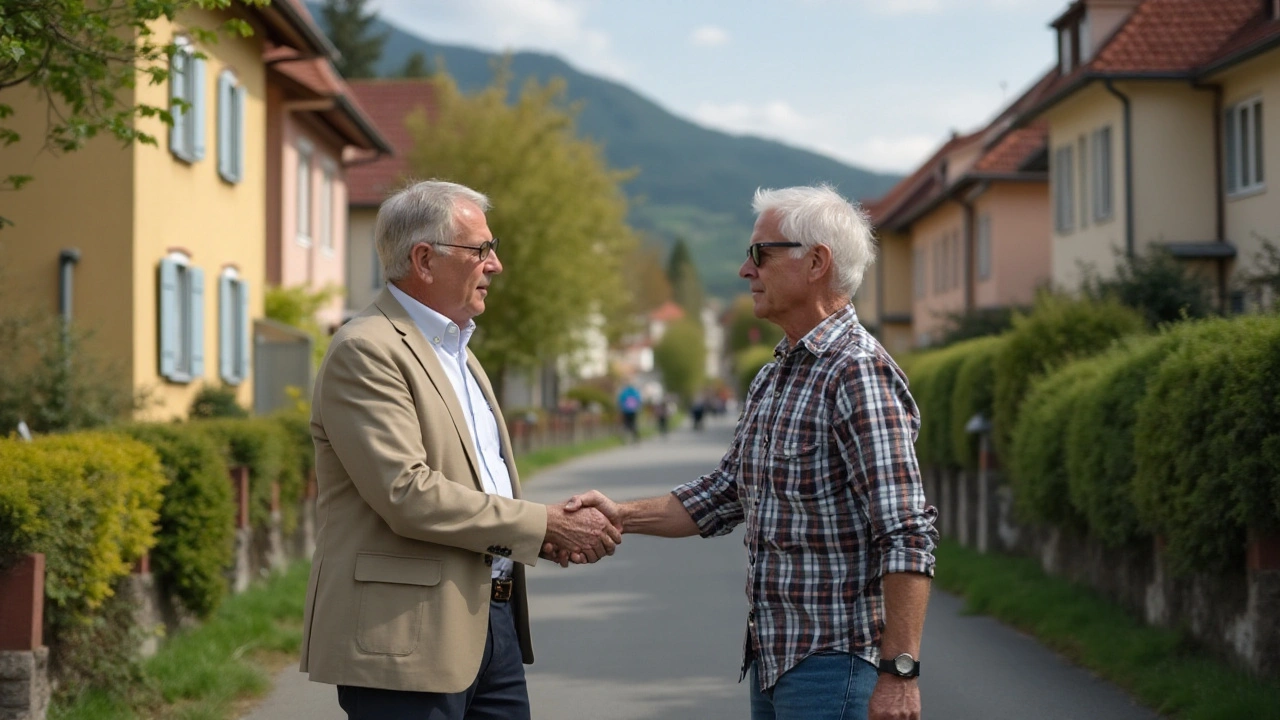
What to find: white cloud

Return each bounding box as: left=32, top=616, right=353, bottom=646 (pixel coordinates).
left=689, top=25, right=730, bottom=47
left=693, top=100, right=813, bottom=135
left=858, top=0, right=1065, bottom=15
left=849, top=135, right=942, bottom=173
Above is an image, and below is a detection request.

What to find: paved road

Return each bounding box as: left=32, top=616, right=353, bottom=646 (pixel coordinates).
left=242, top=416, right=1160, bottom=719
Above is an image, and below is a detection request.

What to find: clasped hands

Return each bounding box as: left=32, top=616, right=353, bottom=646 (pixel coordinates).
left=539, top=490, right=620, bottom=567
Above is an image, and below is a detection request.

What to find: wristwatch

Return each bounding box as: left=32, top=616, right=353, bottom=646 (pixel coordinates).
left=877, top=652, right=920, bottom=678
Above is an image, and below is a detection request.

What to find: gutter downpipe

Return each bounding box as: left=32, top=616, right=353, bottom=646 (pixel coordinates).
left=58, top=249, right=80, bottom=326
left=1103, top=79, right=1135, bottom=258
left=959, top=197, right=976, bottom=312
left=1197, top=82, right=1229, bottom=312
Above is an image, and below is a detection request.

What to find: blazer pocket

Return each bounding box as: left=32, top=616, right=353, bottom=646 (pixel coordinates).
left=354, top=553, right=442, bottom=656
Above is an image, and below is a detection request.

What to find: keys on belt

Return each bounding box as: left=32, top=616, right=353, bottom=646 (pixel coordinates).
left=491, top=577, right=514, bottom=602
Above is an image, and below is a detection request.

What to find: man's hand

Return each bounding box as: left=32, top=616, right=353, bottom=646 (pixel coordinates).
left=543, top=504, right=621, bottom=565
left=868, top=675, right=920, bottom=720
left=564, top=490, right=623, bottom=532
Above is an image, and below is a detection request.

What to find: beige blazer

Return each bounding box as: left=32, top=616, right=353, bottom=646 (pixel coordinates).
left=299, top=288, right=548, bottom=693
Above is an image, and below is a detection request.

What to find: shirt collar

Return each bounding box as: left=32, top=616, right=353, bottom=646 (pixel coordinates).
left=773, top=303, right=858, bottom=360
left=387, top=283, right=476, bottom=354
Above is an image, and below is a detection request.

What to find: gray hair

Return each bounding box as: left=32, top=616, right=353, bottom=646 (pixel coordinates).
left=375, top=180, right=491, bottom=282
left=752, top=184, right=876, bottom=298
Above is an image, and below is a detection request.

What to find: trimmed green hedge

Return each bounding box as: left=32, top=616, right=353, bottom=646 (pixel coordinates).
left=948, top=335, right=1006, bottom=471
left=123, top=424, right=235, bottom=618
left=993, top=294, right=1144, bottom=460
left=1009, top=357, right=1107, bottom=527
left=194, top=417, right=302, bottom=534
left=1132, top=315, right=1280, bottom=575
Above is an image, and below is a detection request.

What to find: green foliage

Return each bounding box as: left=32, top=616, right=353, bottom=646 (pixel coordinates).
left=735, top=344, right=776, bottom=396
left=271, top=393, right=316, bottom=484
left=992, top=294, right=1144, bottom=459
left=653, top=318, right=706, bottom=404
left=666, top=238, right=705, bottom=320
left=0, top=309, right=136, bottom=434
left=1132, top=315, right=1280, bottom=575
left=399, top=51, right=431, bottom=78
left=564, top=384, right=616, bottom=418
left=725, top=294, right=784, bottom=355
left=188, top=384, right=248, bottom=419
left=122, top=423, right=234, bottom=618
left=264, top=283, right=341, bottom=367
left=405, top=66, right=636, bottom=375
left=914, top=345, right=972, bottom=469
left=0, top=0, right=262, bottom=224
left=938, top=306, right=1022, bottom=347
left=1009, top=358, right=1107, bottom=526
left=320, top=0, right=387, bottom=79
left=1081, top=247, right=1216, bottom=328
left=194, top=418, right=302, bottom=534
left=624, top=241, right=673, bottom=315
left=948, top=335, right=1006, bottom=471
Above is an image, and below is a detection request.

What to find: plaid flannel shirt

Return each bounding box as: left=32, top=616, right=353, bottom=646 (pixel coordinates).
left=673, top=304, right=938, bottom=691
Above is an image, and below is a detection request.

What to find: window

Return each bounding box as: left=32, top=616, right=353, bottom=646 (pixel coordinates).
left=952, top=231, right=961, bottom=290
left=933, top=239, right=943, bottom=295
left=1225, top=96, right=1265, bottom=195
left=217, top=70, right=245, bottom=182
left=1060, top=27, right=1074, bottom=74
left=1091, top=126, right=1113, bottom=220
left=913, top=248, right=924, bottom=299
left=297, top=140, right=313, bottom=245
left=158, top=253, right=205, bottom=382
left=1053, top=145, right=1076, bottom=233
left=320, top=162, right=335, bottom=253
left=1079, top=15, right=1091, bottom=62
left=1078, top=135, right=1089, bottom=228
left=977, top=214, right=992, bottom=281
left=218, top=268, right=250, bottom=385
left=169, top=39, right=206, bottom=162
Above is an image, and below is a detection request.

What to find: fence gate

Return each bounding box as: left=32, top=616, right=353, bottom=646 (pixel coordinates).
left=253, top=319, right=312, bottom=416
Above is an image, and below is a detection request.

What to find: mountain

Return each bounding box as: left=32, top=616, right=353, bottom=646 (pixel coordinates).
left=312, top=6, right=902, bottom=297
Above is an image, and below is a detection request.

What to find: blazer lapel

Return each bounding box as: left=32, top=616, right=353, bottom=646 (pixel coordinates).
left=374, top=288, right=483, bottom=491
left=466, top=351, right=522, bottom=497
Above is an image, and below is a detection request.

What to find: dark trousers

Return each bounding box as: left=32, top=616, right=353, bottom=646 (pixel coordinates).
left=336, top=600, right=530, bottom=720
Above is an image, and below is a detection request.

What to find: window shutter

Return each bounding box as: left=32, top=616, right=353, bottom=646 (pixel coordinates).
left=169, top=51, right=188, bottom=157
left=159, top=259, right=179, bottom=378
left=238, top=281, right=251, bottom=383
left=191, top=57, right=207, bottom=161
left=219, top=274, right=234, bottom=382
left=233, top=84, right=246, bottom=181
left=190, top=267, right=206, bottom=377
left=1225, top=108, right=1239, bottom=194
left=218, top=73, right=232, bottom=180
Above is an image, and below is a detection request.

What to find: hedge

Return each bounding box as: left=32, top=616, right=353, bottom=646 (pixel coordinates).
left=1009, top=357, right=1107, bottom=527
left=123, top=424, right=235, bottom=618
left=948, top=335, right=1006, bottom=471
left=195, top=417, right=301, bottom=534
left=993, top=294, right=1144, bottom=459
left=736, top=344, right=777, bottom=397
left=0, top=432, right=165, bottom=624
left=1132, top=314, right=1280, bottom=575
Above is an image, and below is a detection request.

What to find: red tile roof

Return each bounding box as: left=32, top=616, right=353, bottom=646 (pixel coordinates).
left=1089, top=0, right=1264, bottom=73
left=649, top=301, right=686, bottom=323
left=973, top=123, right=1048, bottom=174
left=347, top=80, right=440, bottom=207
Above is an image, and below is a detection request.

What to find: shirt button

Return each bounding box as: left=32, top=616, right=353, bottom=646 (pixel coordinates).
left=447, top=325, right=458, bottom=334
left=433, top=336, right=441, bottom=344
left=773, top=390, right=781, bottom=398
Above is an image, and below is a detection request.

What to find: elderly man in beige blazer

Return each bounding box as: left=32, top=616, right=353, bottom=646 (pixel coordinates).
left=300, top=180, right=620, bottom=719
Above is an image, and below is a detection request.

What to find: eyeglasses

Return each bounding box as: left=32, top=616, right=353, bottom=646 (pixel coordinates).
left=747, top=241, right=803, bottom=267
left=436, top=237, right=500, bottom=261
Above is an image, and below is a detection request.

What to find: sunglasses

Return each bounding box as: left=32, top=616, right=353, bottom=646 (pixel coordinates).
left=436, top=237, right=500, bottom=261
left=747, top=241, right=803, bottom=267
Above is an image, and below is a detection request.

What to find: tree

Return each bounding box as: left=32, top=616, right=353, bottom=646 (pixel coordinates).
left=1080, top=247, right=1215, bottom=327
left=625, top=241, right=673, bottom=314
left=666, top=237, right=705, bottom=321
left=725, top=294, right=782, bottom=354
left=0, top=0, right=260, bottom=224
left=400, top=51, right=432, bottom=78
left=264, top=283, right=344, bottom=367
left=404, top=65, right=637, bottom=390
left=653, top=318, right=705, bottom=404
left=320, top=0, right=387, bottom=79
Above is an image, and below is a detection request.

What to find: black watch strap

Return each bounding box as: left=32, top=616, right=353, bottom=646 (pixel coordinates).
left=877, top=653, right=920, bottom=678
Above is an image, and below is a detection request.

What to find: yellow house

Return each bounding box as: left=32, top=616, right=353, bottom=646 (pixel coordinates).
left=1016, top=0, right=1280, bottom=309
left=0, top=2, right=335, bottom=420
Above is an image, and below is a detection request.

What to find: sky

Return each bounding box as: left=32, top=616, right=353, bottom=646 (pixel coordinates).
left=366, top=0, right=1073, bottom=175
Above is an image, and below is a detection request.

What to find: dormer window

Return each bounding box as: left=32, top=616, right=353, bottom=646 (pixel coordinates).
left=1055, top=4, right=1090, bottom=74
left=1060, top=26, right=1075, bottom=74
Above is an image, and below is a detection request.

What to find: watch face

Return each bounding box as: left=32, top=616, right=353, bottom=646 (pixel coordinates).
left=894, top=654, right=915, bottom=674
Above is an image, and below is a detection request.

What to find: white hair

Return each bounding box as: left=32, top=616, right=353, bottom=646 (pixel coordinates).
left=752, top=184, right=876, bottom=298
left=375, top=180, right=491, bottom=282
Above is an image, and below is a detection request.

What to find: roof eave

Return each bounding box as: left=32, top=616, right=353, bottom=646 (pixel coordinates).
left=1199, top=34, right=1280, bottom=79
left=253, top=1, right=340, bottom=60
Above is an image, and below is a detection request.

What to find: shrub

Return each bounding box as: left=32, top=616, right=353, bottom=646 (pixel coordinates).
left=1081, top=246, right=1216, bottom=328
left=992, top=294, right=1144, bottom=459
left=1132, top=315, right=1280, bottom=575
left=653, top=317, right=706, bottom=403
left=948, top=335, right=1006, bottom=471
left=735, top=344, right=776, bottom=397
left=565, top=383, right=616, bottom=417
left=1009, top=358, right=1106, bottom=527
left=189, top=384, right=249, bottom=419
left=123, top=424, right=235, bottom=618
left=902, top=346, right=969, bottom=469
left=194, top=418, right=301, bottom=534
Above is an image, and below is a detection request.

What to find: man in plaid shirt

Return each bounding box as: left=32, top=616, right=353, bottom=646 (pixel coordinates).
left=559, top=185, right=939, bottom=720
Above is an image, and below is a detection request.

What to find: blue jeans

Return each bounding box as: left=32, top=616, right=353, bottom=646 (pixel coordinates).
left=750, top=652, right=879, bottom=720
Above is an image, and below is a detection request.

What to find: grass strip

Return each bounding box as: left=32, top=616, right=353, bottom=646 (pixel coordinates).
left=935, top=540, right=1280, bottom=720
left=516, top=433, right=627, bottom=479
left=51, top=562, right=310, bottom=720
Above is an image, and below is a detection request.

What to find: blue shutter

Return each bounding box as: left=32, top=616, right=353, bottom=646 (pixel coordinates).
left=191, top=56, right=207, bottom=161
left=1225, top=108, right=1239, bottom=194
left=219, top=274, right=234, bottom=382
left=158, top=259, right=179, bottom=378
left=217, top=72, right=232, bottom=180
left=238, top=281, right=251, bottom=383
left=190, top=267, right=206, bottom=377
left=169, top=51, right=187, bottom=157
left=233, top=84, right=246, bottom=182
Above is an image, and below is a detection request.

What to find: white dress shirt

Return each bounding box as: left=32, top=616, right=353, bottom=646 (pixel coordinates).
left=388, top=284, right=515, bottom=579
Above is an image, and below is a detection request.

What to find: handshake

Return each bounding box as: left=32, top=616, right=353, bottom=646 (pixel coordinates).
left=539, top=490, right=622, bottom=567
